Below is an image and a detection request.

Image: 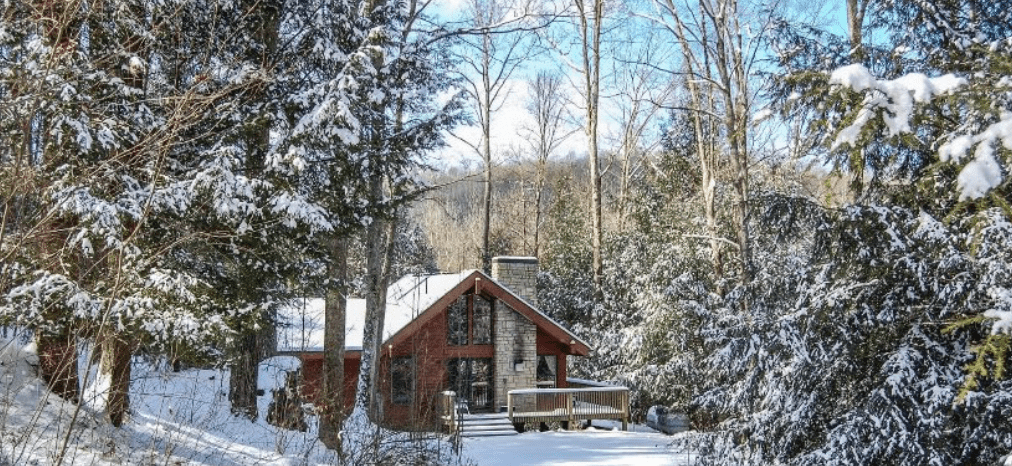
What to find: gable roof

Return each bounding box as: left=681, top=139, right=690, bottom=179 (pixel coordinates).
left=276, top=270, right=590, bottom=356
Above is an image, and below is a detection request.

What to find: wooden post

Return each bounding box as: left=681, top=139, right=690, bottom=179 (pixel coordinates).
left=507, top=391, right=514, bottom=421
left=622, top=389, right=629, bottom=431
left=567, top=392, right=575, bottom=429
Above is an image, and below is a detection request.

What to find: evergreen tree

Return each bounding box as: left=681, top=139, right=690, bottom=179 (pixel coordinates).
left=683, top=1, right=1012, bottom=462
left=0, top=0, right=327, bottom=427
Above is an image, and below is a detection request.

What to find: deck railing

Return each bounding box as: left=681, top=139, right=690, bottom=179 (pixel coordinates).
left=507, top=386, right=630, bottom=430
left=440, top=391, right=463, bottom=452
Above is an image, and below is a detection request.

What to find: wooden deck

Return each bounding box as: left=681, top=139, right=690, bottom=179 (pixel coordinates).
left=507, top=386, right=630, bottom=430
left=441, top=386, right=631, bottom=433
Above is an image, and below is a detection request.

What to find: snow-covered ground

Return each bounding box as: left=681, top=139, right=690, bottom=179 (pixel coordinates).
left=0, top=333, right=692, bottom=465
left=462, top=427, right=694, bottom=466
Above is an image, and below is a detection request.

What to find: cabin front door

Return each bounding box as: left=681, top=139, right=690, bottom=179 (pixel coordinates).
left=447, top=358, right=494, bottom=413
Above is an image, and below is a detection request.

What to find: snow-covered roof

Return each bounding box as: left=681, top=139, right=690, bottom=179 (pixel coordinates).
left=276, top=269, right=591, bottom=353
left=276, top=270, right=475, bottom=352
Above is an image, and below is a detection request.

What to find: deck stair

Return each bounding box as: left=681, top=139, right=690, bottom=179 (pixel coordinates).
left=456, top=413, right=517, bottom=438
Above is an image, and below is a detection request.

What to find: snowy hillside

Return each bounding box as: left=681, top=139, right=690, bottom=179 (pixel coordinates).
left=0, top=331, right=454, bottom=465
left=0, top=332, right=686, bottom=465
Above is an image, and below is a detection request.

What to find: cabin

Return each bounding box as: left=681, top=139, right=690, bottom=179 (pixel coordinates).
left=276, top=256, right=597, bottom=431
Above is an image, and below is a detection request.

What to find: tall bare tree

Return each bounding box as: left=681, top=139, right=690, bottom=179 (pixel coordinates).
left=650, top=0, right=766, bottom=286
left=453, top=0, right=532, bottom=273
left=521, top=71, right=573, bottom=258
left=607, top=29, right=675, bottom=232
left=573, top=0, right=607, bottom=299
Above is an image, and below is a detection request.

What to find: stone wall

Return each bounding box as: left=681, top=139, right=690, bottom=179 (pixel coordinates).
left=493, top=300, right=536, bottom=411
left=491, top=256, right=538, bottom=306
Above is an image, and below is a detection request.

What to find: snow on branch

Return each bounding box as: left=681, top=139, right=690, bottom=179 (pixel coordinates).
left=828, top=64, right=1012, bottom=200
left=829, top=64, right=966, bottom=147
left=939, top=118, right=1012, bottom=200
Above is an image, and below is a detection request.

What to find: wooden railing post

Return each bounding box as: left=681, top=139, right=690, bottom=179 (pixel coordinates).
left=442, top=390, right=458, bottom=435
left=622, top=388, right=629, bottom=431
left=567, top=392, right=575, bottom=429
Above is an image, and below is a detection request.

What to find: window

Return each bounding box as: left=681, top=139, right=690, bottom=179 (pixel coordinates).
left=447, top=358, right=494, bottom=412
left=537, top=355, right=557, bottom=388
left=473, top=296, right=492, bottom=344
left=391, top=357, right=413, bottom=405
left=447, top=296, right=468, bottom=345
left=446, top=294, right=494, bottom=346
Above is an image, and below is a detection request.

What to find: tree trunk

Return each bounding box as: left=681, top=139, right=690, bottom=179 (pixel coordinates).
left=525, top=72, right=567, bottom=261
left=354, top=23, right=393, bottom=421
left=229, top=330, right=260, bottom=420
left=319, top=234, right=348, bottom=449
left=706, top=0, right=752, bottom=285
left=98, top=329, right=133, bottom=427
left=534, top=162, right=545, bottom=259
left=357, top=216, right=385, bottom=418
left=676, top=11, right=724, bottom=280
left=227, top=0, right=280, bottom=420
left=36, top=328, right=80, bottom=403
left=576, top=0, right=605, bottom=301
left=482, top=111, right=492, bottom=274
left=846, top=0, right=866, bottom=61
left=846, top=0, right=868, bottom=196
left=364, top=217, right=397, bottom=421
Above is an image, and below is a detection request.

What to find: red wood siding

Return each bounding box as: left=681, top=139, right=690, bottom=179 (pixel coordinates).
left=299, top=353, right=359, bottom=413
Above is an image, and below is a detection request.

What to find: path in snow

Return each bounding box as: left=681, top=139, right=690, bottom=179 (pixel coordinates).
left=462, top=429, right=694, bottom=466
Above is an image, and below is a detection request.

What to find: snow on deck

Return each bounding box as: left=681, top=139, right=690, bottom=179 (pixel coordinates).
left=277, top=271, right=476, bottom=352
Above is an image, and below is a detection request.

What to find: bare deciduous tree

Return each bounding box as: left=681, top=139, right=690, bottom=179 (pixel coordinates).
left=521, top=71, right=573, bottom=258
left=650, top=0, right=767, bottom=286
left=573, top=0, right=607, bottom=300
left=453, top=0, right=532, bottom=273
left=606, top=29, right=675, bottom=232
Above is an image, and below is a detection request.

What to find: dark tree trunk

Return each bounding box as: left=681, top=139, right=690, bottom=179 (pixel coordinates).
left=227, top=0, right=281, bottom=421
left=36, top=329, right=80, bottom=403
left=229, top=330, right=260, bottom=420
left=319, top=234, right=348, bottom=449
left=98, top=330, right=133, bottom=427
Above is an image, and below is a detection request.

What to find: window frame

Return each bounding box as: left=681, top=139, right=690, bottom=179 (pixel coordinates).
left=446, top=293, right=494, bottom=346
left=472, top=295, right=493, bottom=345
left=446, top=295, right=469, bottom=346
left=390, top=356, right=414, bottom=405
left=536, top=354, right=557, bottom=388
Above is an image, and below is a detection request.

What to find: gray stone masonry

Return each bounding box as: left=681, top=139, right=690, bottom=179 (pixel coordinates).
left=490, top=256, right=538, bottom=306
left=493, top=300, right=535, bottom=411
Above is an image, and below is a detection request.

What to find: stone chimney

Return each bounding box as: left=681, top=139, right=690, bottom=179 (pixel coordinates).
left=490, top=256, right=538, bottom=306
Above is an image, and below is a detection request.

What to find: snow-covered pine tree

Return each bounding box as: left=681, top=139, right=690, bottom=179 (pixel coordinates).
left=682, top=1, right=1012, bottom=463
left=0, top=0, right=328, bottom=427
left=263, top=0, right=463, bottom=438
